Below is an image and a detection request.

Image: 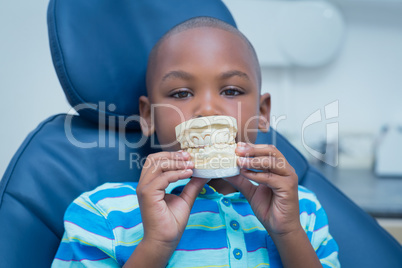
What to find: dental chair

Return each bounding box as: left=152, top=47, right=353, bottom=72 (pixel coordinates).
left=0, top=0, right=401, bottom=267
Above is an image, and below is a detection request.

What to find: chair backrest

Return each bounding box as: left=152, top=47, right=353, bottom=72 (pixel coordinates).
left=0, top=114, right=145, bottom=267
left=1, top=0, right=401, bottom=267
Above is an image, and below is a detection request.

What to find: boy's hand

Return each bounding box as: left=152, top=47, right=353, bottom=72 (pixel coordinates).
left=136, top=151, right=208, bottom=254
left=227, top=142, right=301, bottom=236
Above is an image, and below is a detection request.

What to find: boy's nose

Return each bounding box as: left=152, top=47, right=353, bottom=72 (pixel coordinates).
left=193, top=91, right=222, bottom=117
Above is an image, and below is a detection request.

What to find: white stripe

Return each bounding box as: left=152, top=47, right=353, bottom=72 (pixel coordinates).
left=51, top=257, right=120, bottom=268
left=96, top=195, right=139, bottom=214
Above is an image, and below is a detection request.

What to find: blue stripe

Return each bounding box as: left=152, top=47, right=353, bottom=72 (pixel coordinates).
left=244, top=230, right=268, bottom=252
left=177, top=229, right=228, bottom=250
left=232, top=202, right=254, bottom=216
left=115, top=245, right=137, bottom=266
left=55, top=241, right=111, bottom=262
left=266, top=235, right=282, bottom=267
left=316, top=237, right=339, bottom=259
left=65, top=203, right=114, bottom=239
left=313, top=207, right=329, bottom=230
left=89, top=184, right=137, bottom=204
left=107, top=208, right=142, bottom=230
left=203, top=185, right=217, bottom=195
left=190, top=199, right=220, bottom=214
left=299, top=198, right=318, bottom=215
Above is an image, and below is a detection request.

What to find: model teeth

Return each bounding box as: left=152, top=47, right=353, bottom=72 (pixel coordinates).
left=175, top=116, right=239, bottom=170
left=204, top=135, right=211, bottom=145
left=186, top=143, right=235, bottom=152
left=179, top=128, right=235, bottom=149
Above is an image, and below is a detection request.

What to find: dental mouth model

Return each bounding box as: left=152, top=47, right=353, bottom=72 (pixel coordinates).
left=175, top=116, right=240, bottom=179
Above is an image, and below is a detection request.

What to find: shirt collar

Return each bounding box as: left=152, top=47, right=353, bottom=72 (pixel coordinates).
left=166, top=178, right=245, bottom=200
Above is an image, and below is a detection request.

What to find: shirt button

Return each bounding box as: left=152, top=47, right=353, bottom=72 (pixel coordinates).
left=233, top=248, right=243, bottom=260
left=230, top=220, right=240, bottom=230
left=221, top=198, right=230, bottom=207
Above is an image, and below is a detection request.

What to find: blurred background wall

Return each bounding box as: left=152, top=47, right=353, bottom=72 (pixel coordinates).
left=0, top=0, right=70, bottom=178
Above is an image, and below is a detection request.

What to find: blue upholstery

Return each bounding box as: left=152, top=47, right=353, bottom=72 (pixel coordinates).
left=0, top=114, right=155, bottom=267
left=255, top=133, right=402, bottom=267
left=0, top=0, right=401, bottom=267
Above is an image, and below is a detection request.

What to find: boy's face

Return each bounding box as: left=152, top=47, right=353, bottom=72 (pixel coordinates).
left=141, top=27, right=270, bottom=151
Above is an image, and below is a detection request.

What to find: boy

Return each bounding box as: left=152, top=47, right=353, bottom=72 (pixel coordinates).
left=52, top=17, right=339, bottom=267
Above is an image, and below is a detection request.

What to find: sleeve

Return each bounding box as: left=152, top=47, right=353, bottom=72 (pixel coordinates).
left=51, top=193, right=120, bottom=268
left=299, top=188, right=340, bottom=268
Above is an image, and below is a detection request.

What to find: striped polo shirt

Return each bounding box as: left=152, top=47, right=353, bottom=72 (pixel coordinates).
left=52, top=180, right=340, bottom=268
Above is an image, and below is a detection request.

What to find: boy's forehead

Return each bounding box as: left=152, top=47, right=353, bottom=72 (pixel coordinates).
left=159, top=27, right=250, bottom=56
left=146, top=26, right=261, bottom=94
left=152, top=27, right=257, bottom=77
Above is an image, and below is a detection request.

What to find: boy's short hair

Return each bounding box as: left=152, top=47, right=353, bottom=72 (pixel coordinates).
left=146, top=16, right=261, bottom=91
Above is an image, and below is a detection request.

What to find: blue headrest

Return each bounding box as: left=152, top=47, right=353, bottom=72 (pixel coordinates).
left=47, top=0, right=236, bottom=129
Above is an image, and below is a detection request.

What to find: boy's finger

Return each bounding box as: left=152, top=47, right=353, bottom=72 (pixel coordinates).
left=141, top=151, right=191, bottom=174
left=141, top=159, right=194, bottom=183
left=239, top=168, right=298, bottom=193
left=139, top=169, right=193, bottom=201
left=236, top=143, right=284, bottom=159
left=237, top=156, right=290, bottom=176
left=154, top=159, right=194, bottom=173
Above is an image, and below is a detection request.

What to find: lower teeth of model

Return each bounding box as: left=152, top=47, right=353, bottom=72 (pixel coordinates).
left=186, top=143, right=237, bottom=169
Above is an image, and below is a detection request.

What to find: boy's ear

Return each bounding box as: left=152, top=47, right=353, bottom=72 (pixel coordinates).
left=139, top=96, right=155, bottom=137
left=258, top=93, right=271, bottom=133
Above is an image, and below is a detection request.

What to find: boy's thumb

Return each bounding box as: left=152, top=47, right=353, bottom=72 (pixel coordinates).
left=180, top=177, right=210, bottom=207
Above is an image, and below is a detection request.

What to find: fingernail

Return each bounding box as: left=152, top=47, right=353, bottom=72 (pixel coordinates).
left=237, top=143, right=247, bottom=151
left=237, top=142, right=246, bottom=147
left=181, top=169, right=192, bottom=173
left=186, top=161, right=194, bottom=167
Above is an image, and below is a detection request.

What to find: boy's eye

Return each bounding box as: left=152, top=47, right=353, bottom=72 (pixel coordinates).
left=170, top=90, right=193, bottom=99
left=221, top=87, right=243, bottom=96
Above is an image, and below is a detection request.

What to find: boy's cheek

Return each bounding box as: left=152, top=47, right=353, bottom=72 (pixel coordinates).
left=153, top=124, right=180, bottom=151
left=151, top=108, right=182, bottom=146
left=237, top=114, right=260, bottom=144
left=238, top=129, right=258, bottom=144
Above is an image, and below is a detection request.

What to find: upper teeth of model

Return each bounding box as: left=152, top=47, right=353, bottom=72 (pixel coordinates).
left=179, top=128, right=235, bottom=147
left=175, top=116, right=238, bottom=169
